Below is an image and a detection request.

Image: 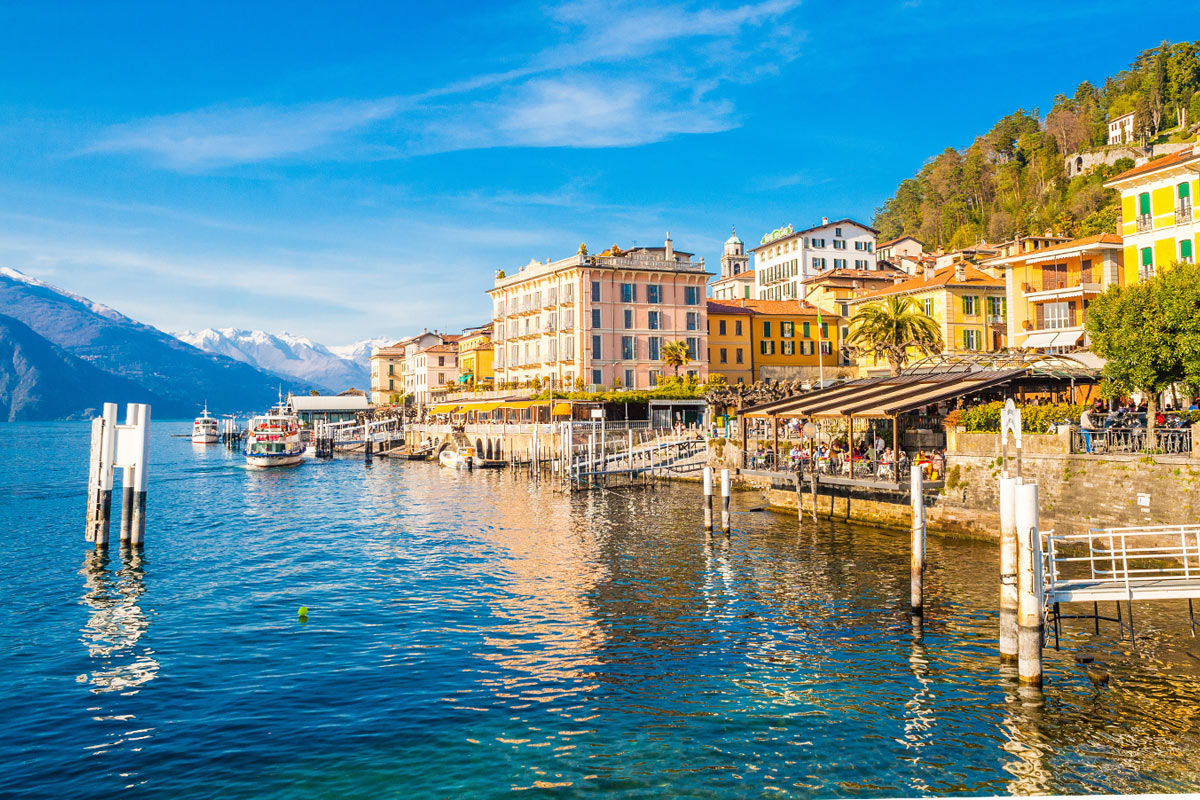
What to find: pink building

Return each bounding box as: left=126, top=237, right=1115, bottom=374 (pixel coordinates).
left=489, top=235, right=711, bottom=390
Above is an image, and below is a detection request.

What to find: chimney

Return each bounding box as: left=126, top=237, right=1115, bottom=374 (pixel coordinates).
left=955, top=262, right=967, bottom=282
left=821, top=216, right=829, bottom=225
left=893, top=275, right=905, bottom=285
left=924, top=264, right=936, bottom=281
left=665, top=232, right=674, bottom=262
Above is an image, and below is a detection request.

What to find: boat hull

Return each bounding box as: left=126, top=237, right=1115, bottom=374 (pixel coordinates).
left=191, top=434, right=218, bottom=444
left=438, top=451, right=472, bottom=470
left=245, top=452, right=304, bottom=468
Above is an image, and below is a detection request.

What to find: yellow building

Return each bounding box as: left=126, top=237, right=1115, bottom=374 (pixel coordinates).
left=705, top=301, right=754, bottom=384
left=798, top=266, right=907, bottom=364
left=368, top=343, right=405, bottom=405
left=1105, top=145, right=1199, bottom=281
left=456, top=324, right=494, bottom=390
left=847, top=262, right=1006, bottom=375
left=705, top=299, right=842, bottom=383
left=991, top=233, right=1124, bottom=352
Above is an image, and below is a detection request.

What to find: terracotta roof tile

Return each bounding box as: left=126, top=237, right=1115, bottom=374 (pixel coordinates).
left=851, top=263, right=1003, bottom=302
left=800, top=266, right=905, bottom=285
left=1107, top=147, right=1200, bottom=183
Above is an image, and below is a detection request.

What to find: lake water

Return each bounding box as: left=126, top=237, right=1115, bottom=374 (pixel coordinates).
left=6, top=420, right=1200, bottom=798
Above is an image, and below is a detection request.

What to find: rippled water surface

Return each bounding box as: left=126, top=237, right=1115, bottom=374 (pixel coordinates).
left=6, top=421, right=1200, bottom=798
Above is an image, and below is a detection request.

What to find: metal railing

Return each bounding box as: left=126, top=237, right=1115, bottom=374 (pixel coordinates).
left=1044, top=525, right=1200, bottom=603
left=1072, top=427, right=1193, bottom=455
left=1176, top=201, right=1192, bottom=225
left=1137, top=214, right=1153, bottom=232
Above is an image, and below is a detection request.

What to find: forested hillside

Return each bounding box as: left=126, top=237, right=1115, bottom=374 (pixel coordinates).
left=874, top=41, right=1200, bottom=249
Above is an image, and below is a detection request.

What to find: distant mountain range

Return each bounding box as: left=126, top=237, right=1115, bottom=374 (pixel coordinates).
left=0, top=267, right=319, bottom=421
left=173, top=328, right=386, bottom=393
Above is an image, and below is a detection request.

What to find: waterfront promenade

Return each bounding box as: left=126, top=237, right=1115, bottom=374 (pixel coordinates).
left=7, top=421, right=1200, bottom=797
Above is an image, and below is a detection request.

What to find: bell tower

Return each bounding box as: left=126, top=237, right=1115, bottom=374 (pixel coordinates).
left=721, top=227, right=748, bottom=279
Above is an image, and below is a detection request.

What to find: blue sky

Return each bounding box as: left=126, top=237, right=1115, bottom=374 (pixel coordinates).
left=0, top=1, right=1188, bottom=344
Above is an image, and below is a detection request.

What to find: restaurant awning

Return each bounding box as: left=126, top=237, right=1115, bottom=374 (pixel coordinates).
left=1050, top=330, right=1083, bottom=346
left=551, top=402, right=572, bottom=416
left=742, top=369, right=1028, bottom=419
left=1021, top=332, right=1058, bottom=348
left=429, top=403, right=460, bottom=414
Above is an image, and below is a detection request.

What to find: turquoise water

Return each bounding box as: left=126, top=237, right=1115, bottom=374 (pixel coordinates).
left=5, top=421, right=1200, bottom=798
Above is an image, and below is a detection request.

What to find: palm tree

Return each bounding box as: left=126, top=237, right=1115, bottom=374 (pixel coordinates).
left=845, top=296, right=943, bottom=376
left=661, top=340, right=692, bottom=377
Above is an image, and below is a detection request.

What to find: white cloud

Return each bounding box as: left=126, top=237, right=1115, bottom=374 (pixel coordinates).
left=87, top=98, right=401, bottom=169
left=82, top=0, right=801, bottom=168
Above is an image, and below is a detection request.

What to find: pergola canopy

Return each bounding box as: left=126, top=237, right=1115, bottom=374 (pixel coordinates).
left=743, top=369, right=1038, bottom=419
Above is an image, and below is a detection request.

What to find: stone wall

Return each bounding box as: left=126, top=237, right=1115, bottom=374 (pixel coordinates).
left=739, top=430, right=1200, bottom=541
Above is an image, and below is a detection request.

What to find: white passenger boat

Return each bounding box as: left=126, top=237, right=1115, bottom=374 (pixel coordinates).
left=244, top=412, right=304, bottom=467
left=191, top=405, right=219, bottom=444
left=438, top=445, right=475, bottom=470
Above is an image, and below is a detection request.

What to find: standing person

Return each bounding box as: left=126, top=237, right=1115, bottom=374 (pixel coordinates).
left=1080, top=405, right=1096, bottom=454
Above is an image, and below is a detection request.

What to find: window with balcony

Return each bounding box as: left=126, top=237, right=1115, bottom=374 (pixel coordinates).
left=987, top=296, right=1005, bottom=323
left=1138, top=192, right=1152, bottom=231
left=1040, top=263, right=1066, bottom=291
left=1178, top=182, right=1192, bottom=223
left=685, top=286, right=699, bottom=305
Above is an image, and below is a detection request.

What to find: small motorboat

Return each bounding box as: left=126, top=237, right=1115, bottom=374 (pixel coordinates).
left=192, top=405, right=219, bottom=444
left=438, top=445, right=475, bottom=470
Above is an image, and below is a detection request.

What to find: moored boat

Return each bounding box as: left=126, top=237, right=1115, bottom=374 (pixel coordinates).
left=438, top=445, right=475, bottom=470
left=192, top=405, right=219, bottom=444
left=244, top=412, right=304, bottom=467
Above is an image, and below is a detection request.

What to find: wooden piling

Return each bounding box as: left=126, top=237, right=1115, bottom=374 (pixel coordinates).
left=809, top=471, right=818, bottom=523
left=999, top=475, right=1019, bottom=663
left=1015, top=482, right=1043, bottom=687
left=703, top=466, right=714, bottom=531
left=911, top=465, right=925, bottom=615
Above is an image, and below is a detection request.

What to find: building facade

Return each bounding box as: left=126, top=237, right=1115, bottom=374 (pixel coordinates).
left=752, top=218, right=878, bottom=301
left=848, top=263, right=1007, bottom=374
left=369, top=342, right=406, bottom=405
left=993, top=233, right=1123, bottom=352
left=876, top=236, right=924, bottom=264
left=1108, top=111, right=1136, bottom=146
left=457, top=324, right=494, bottom=390
left=1105, top=145, right=1198, bottom=281
left=710, top=229, right=754, bottom=301
left=488, top=235, right=710, bottom=391
left=798, top=267, right=907, bottom=366
left=705, top=301, right=754, bottom=384
left=705, top=298, right=842, bottom=383
left=413, top=342, right=460, bottom=407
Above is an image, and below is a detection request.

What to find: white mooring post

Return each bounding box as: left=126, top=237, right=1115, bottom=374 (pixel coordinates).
left=720, top=468, right=731, bottom=534
left=1015, top=482, right=1043, bottom=687
left=703, top=466, right=714, bottom=531
left=910, top=465, right=926, bottom=615
left=999, top=476, right=1019, bottom=663
left=86, top=402, right=150, bottom=547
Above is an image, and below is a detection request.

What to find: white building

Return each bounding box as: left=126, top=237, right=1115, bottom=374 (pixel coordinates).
left=412, top=341, right=460, bottom=407
left=710, top=228, right=754, bottom=300
left=751, top=218, right=878, bottom=301
left=876, top=235, right=924, bottom=263
left=1108, top=111, right=1135, bottom=145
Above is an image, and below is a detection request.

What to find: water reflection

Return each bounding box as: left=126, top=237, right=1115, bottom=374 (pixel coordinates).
left=1000, top=684, right=1051, bottom=795
left=79, top=546, right=157, bottom=694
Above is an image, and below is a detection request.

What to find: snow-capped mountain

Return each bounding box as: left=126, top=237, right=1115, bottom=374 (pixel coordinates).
left=174, top=328, right=386, bottom=392
left=0, top=267, right=305, bottom=420
left=329, top=336, right=391, bottom=364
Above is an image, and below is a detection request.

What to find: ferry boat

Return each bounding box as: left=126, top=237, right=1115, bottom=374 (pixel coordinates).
left=191, top=405, right=219, bottom=444
left=438, top=444, right=475, bottom=470
left=244, top=412, right=305, bottom=468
